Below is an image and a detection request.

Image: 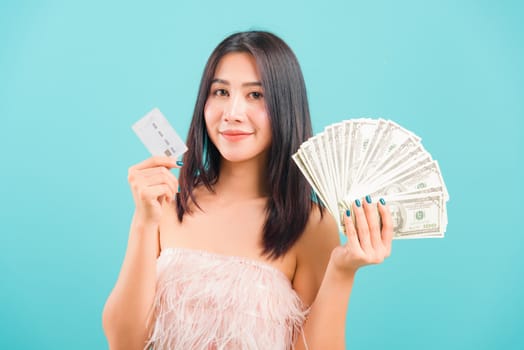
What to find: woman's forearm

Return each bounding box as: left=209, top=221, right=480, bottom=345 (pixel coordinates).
left=298, top=262, right=355, bottom=350
left=102, top=212, right=159, bottom=349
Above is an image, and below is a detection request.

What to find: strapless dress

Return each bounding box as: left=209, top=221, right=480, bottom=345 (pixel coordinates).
left=145, top=247, right=309, bottom=350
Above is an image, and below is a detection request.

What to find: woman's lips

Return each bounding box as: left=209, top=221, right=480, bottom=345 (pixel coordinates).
left=220, top=131, right=253, bottom=142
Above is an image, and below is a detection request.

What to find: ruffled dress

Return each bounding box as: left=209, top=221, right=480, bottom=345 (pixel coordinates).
left=145, top=247, right=309, bottom=350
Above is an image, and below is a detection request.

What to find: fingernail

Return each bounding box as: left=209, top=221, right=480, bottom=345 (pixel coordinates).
left=176, top=160, right=184, bottom=166
left=178, top=185, right=181, bottom=193
left=346, top=209, right=351, bottom=217
left=365, top=195, right=372, bottom=204
left=355, top=199, right=361, bottom=207
left=380, top=198, right=386, bottom=205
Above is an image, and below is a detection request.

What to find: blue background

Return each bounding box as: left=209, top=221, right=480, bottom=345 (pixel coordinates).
left=1, top=1, right=523, bottom=349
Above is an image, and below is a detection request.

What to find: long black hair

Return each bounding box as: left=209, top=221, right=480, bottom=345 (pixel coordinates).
left=176, top=31, right=322, bottom=259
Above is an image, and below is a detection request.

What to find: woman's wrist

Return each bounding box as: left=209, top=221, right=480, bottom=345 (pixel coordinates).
left=326, top=258, right=357, bottom=289
left=129, top=212, right=160, bottom=249
left=132, top=211, right=159, bottom=230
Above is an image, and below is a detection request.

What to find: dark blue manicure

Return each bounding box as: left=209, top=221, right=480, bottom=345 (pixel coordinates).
left=365, top=195, right=372, bottom=204
left=380, top=198, right=386, bottom=205
left=355, top=199, right=361, bottom=207
left=346, top=209, right=351, bottom=217
left=176, top=161, right=184, bottom=166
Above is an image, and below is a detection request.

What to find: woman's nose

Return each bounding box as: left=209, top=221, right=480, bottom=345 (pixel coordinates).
left=223, top=94, right=246, bottom=121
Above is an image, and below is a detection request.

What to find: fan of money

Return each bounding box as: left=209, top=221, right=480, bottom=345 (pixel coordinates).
left=292, top=118, right=449, bottom=239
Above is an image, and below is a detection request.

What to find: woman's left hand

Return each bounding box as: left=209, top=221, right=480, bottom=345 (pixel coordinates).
left=330, top=196, right=393, bottom=276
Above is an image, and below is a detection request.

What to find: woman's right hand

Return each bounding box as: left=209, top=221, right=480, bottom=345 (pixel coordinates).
left=127, top=156, right=182, bottom=226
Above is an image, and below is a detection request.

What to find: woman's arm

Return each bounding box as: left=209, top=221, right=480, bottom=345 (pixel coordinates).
left=102, top=213, right=160, bottom=350
left=294, top=197, right=393, bottom=349
left=102, top=157, right=179, bottom=350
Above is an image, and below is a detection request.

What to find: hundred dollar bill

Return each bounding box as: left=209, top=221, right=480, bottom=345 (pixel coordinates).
left=381, top=192, right=445, bottom=238
left=294, top=140, right=338, bottom=213
left=324, top=123, right=344, bottom=193
left=311, top=135, right=338, bottom=210
left=292, top=152, right=330, bottom=209
left=359, top=123, right=422, bottom=184
left=336, top=191, right=445, bottom=237
left=372, top=160, right=449, bottom=201
left=346, top=119, right=376, bottom=194
left=366, top=156, right=434, bottom=196
left=353, top=119, right=388, bottom=184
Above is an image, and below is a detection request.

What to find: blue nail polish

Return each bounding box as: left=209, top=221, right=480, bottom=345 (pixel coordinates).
left=355, top=199, right=361, bottom=207
left=346, top=209, right=351, bottom=217
left=178, top=185, right=181, bottom=193
left=365, top=195, right=372, bottom=204
left=176, top=161, right=184, bottom=166
left=380, top=198, right=386, bottom=205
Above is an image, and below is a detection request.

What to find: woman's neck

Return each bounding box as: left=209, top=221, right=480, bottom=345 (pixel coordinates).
left=213, top=157, right=269, bottom=202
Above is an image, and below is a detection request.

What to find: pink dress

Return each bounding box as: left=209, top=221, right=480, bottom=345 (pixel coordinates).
left=145, top=247, right=309, bottom=350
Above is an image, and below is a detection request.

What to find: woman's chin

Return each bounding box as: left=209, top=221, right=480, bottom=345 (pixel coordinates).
left=220, top=154, right=251, bottom=163
left=219, top=151, right=265, bottom=164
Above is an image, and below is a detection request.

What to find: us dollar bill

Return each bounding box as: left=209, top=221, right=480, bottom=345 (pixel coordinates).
left=382, top=192, right=444, bottom=238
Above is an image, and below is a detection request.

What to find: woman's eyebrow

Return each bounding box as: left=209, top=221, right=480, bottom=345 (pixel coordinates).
left=211, top=78, right=262, bottom=87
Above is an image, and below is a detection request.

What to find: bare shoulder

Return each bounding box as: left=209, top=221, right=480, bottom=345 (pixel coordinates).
left=292, top=205, right=340, bottom=306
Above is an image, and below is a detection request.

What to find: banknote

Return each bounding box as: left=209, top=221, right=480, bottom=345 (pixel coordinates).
left=382, top=192, right=445, bottom=237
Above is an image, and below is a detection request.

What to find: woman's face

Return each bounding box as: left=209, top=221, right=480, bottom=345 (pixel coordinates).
left=204, top=52, right=272, bottom=164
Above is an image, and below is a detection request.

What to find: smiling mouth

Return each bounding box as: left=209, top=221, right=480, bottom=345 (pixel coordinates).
left=220, top=131, right=253, bottom=141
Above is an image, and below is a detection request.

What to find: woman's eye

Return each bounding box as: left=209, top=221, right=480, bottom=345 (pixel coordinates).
left=213, top=89, right=229, bottom=97
left=249, top=91, right=263, bottom=99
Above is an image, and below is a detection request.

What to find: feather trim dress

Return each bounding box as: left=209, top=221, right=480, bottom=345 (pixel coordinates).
left=145, top=247, right=309, bottom=350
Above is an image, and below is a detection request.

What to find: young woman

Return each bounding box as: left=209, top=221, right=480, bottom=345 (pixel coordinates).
left=102, top=31, right=393, bottom=350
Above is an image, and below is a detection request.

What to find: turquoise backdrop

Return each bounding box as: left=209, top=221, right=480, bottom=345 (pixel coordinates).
left=1, top=1, right=523, bottom=349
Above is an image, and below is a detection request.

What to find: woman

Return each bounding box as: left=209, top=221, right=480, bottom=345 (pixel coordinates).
left=102, top=31, right=393, bottom=350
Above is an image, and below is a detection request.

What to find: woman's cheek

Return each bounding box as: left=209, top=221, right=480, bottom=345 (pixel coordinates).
left=204, top=100, right=222, bottom=122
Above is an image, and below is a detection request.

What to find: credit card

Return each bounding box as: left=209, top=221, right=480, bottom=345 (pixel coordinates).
left=132, top=108, right=188, bottom=158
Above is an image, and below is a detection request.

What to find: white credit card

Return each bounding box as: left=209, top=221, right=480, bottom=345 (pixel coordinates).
left=132, top=108, right=188, bottom=158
